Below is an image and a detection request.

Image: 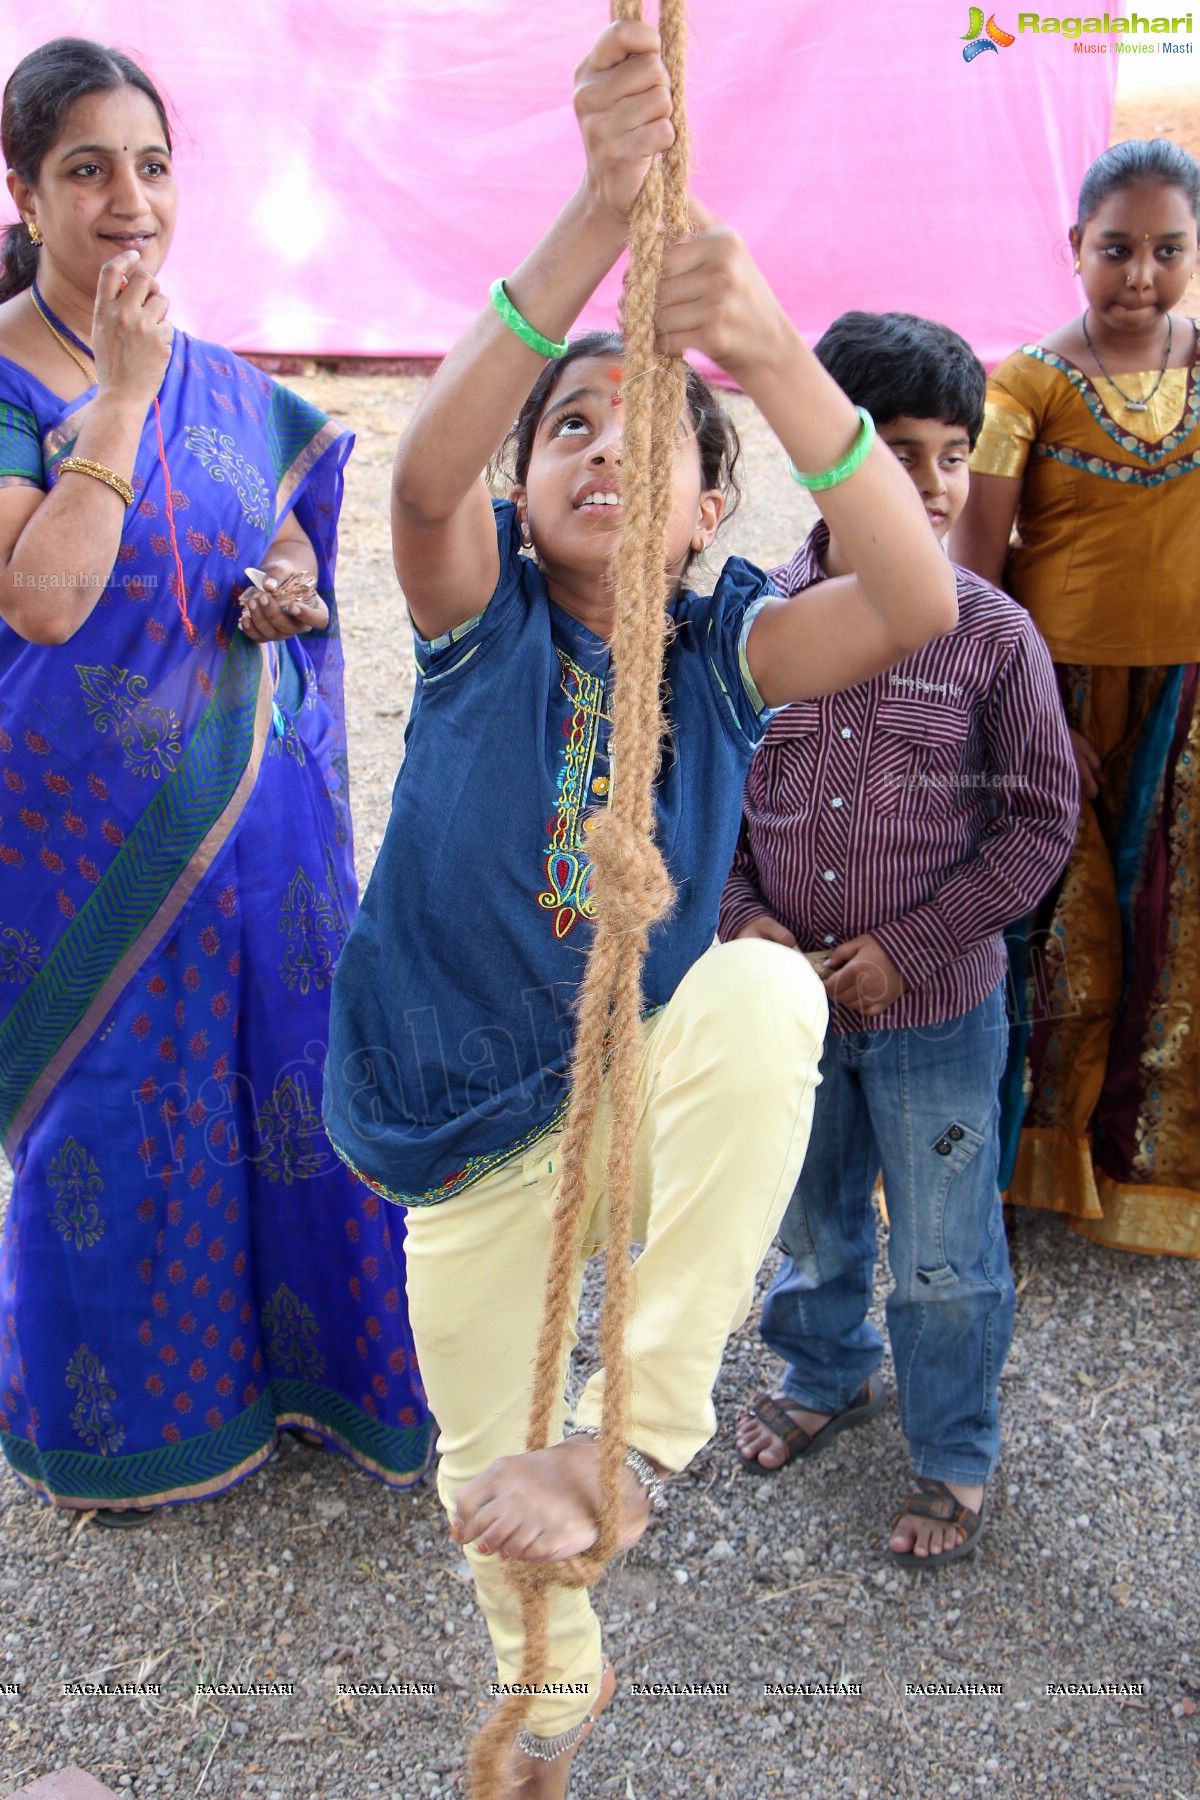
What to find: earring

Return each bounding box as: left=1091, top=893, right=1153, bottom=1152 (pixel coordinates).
left=1072, top=257, right=1080, bottom=275
left=27, top=220, right=41, bottom=246
left=520, top=521, right=532, bottom=550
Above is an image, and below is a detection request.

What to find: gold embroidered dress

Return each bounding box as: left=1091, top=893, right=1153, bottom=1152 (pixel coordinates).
left=973, top=333, right=1200, bottom=1256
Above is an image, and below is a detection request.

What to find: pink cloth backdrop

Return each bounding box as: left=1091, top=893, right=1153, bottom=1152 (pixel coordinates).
left=3, top=1, right=1119, bottom=366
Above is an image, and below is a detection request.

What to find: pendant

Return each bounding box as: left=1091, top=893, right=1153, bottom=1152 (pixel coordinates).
left=1124, top=401, right=1148, bottom=413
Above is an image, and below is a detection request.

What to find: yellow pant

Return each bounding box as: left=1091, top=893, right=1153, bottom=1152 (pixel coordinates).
left=403, top=940, right=827, bottom=1736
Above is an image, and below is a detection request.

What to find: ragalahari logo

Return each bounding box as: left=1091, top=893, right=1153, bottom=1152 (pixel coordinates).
left=962, top=7, right=1017, bottom=57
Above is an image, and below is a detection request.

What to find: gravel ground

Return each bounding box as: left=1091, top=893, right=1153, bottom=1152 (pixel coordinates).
left=4, top=92, right=1200, bottom=1800
left=1, top=1211, right=1197, bottom=1800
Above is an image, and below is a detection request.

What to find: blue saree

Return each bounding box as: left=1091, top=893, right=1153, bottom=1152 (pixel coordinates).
left=0, top=331, right=435, bottom=1508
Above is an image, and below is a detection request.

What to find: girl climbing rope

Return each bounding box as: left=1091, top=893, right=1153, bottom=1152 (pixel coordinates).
left=324, top=13, right=957, bottom=1794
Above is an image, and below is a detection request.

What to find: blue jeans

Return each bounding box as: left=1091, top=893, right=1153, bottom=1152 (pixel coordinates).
left=760, top=985, right=1015, bottom=1485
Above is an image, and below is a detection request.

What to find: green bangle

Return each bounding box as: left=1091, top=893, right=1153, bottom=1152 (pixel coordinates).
left=788, top=407, right=876, bottom=492
left=489, top=278, right=569, bottom=360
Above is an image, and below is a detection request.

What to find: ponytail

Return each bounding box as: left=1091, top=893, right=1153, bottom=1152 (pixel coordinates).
left=0, top=220, right=39, bottom=302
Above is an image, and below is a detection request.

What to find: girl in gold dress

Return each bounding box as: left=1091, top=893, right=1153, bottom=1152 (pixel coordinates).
left=953, top=139, right=1200, bottom=1257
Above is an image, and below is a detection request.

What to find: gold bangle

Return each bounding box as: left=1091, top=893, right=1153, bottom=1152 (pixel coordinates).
left=58, top=457, right=134, bottom=508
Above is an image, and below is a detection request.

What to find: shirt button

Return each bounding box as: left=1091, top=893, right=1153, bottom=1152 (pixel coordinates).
left=840, top=727, right=853, bottom=740
left=823, top=935, right=836, bottom=947
left=830, top=796, right=844, bottom=809
left=823, top=869, right=836, bottom=882
left=592, top=776, right=609, bottom=796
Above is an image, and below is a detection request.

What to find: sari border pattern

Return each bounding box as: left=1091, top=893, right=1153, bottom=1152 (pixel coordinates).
left=0, top=1378, right=435, bottom=1505
left=42, top=396, right=99, bottom=468
left=275, top=416, right=345, bottom=519
left=0, top=637, right=273, bottom=1156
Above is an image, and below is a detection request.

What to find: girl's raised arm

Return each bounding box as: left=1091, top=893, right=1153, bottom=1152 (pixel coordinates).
left=391, top=21, right=673, bottom=642
left=655, top=205, right=959, bottom=706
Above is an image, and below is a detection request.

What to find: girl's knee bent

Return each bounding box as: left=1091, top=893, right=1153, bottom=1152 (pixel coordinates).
left=674, top=940, right=827, bottom=1078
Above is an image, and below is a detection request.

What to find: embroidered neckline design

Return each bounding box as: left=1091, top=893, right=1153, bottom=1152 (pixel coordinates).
left=1019, top=333, right=1200, bottom=465
left=536, top=648, right=611, bottom=940
left=1031, top=442, right=1200, bottom=488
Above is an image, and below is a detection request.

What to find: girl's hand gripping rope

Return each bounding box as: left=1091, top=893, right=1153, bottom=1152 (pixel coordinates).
left=573, top=20, right=675, bottom=228
left=654, top=196, right=791, bottom=383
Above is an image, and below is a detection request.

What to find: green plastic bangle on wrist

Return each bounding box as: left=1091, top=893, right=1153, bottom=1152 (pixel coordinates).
left=489, top=278, right=569, bottom=360
left=788, top=406, right=876, bottom=492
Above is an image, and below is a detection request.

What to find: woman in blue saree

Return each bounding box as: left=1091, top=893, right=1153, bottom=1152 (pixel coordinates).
left=0, top=37, right=434, bottom=1517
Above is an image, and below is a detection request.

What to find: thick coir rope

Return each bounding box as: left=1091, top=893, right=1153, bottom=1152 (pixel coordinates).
left=466, top=3, right=690, bottom=1793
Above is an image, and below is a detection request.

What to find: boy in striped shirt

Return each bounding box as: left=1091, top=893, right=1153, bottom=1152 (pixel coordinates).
left=721, top=312, right=1077, bottom=1564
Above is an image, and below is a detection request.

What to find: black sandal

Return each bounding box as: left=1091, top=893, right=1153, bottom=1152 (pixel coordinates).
left=737, top=1376, right=886, bottom=1476
left=886, top=1476, right=986, bottom=1566
left=92, top=1506, right=158, bottom=1530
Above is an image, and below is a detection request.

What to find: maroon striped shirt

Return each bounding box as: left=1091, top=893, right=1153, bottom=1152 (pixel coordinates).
left=718, top=523, right=1079, bottom=1031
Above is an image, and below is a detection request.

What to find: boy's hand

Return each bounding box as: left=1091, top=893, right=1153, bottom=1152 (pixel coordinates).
left=654, top=196, right=789, bottom=382
left=1069, top=728, right=1103, bottom=802
left=734, top=913, right=798, bottom=949
left=822, top=934, right=906, bottom=1017
left=574, top=21, right=675, bottom=227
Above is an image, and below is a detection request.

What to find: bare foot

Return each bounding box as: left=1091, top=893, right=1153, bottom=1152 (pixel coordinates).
left=888, top=1480, right=985, bottom=1559
left=504, top=1659, right=617, bottom=1798
left=507, top=1734, right=575, bottom=1797
left=735, top=1394, right=831, bottom=1471
left=452, top=1436, right=666, bottom=1562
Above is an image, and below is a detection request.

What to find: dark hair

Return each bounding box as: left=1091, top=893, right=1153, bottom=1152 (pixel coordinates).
left=813, top=310, right=987, bottom=449
left=502, top=330, right=742, bottom=571
left=1, top=36, right=173, bottom=301
left=1077, top=137, right=1200, bottom=230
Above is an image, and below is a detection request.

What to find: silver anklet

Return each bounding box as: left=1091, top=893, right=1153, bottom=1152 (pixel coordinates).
left=571, top=1425, right=668, bottom=1511
left=516, top=1715, right=593, bottom=1761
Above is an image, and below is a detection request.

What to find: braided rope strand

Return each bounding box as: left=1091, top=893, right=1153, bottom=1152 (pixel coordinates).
left=468, top=3, right=688, bottom=1787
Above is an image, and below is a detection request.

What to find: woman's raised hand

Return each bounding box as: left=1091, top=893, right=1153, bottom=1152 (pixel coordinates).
left=90, top=250, right=173, bottom=410
left=573, top=20, right=675, bottom=227
left=655, top=196, right=788, bottom=383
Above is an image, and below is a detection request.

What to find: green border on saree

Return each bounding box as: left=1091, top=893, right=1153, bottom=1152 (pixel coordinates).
left=0, top=1381, right=435, bottom=1501
left=0, top=633, right=262, bottom=1146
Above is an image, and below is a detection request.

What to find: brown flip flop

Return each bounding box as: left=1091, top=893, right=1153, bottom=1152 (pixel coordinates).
left=737, top=1375, right=886, bottom=1476
left=886, top=1476, right=986, bottom=1567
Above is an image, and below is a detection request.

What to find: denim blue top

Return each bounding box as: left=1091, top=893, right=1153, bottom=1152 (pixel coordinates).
left=324, top=500, right=775, bottom=1206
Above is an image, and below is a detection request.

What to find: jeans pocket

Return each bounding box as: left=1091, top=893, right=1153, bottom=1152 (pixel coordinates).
left=916, top=1120, right=989, bottom=1287
left=929, top=1119, right=985, bottom=1172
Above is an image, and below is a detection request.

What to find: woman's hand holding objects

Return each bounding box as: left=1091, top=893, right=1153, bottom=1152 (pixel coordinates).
left=239, top=560, right=329, bottom=641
